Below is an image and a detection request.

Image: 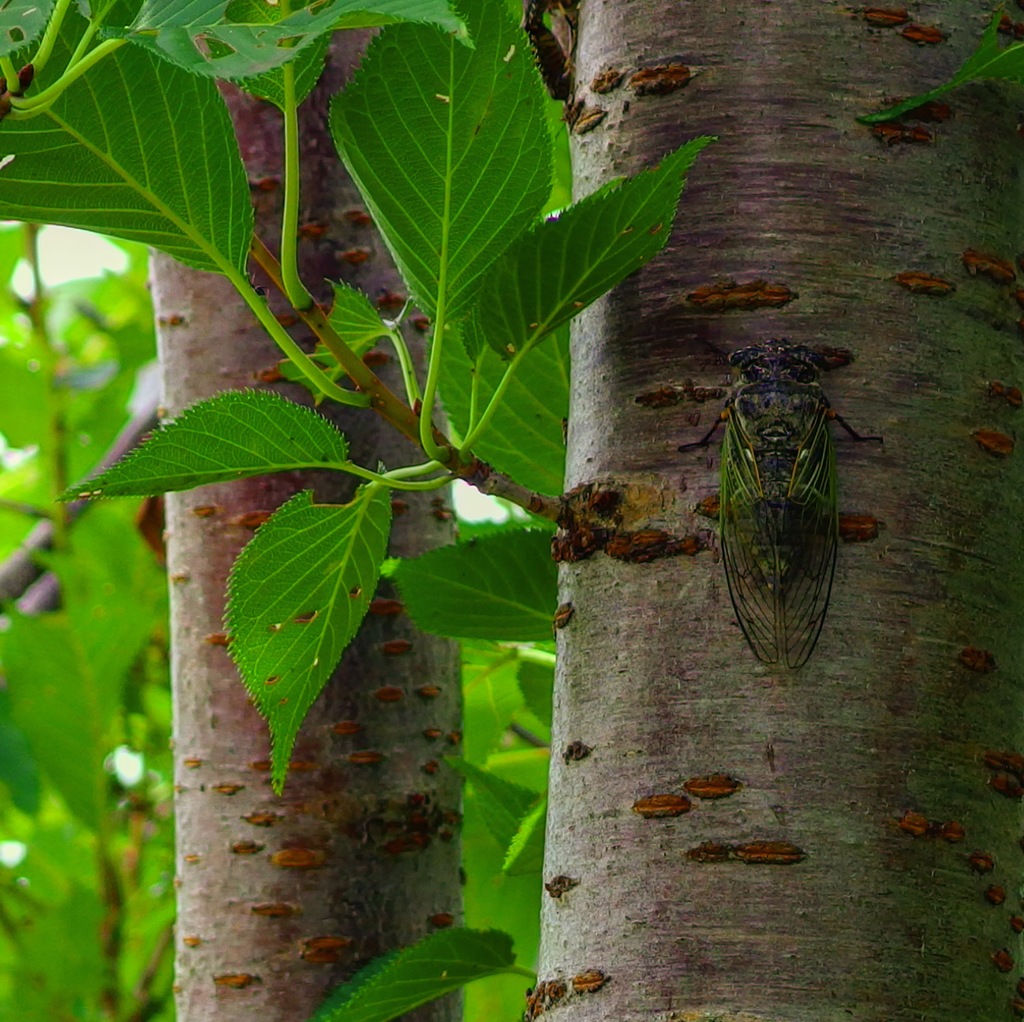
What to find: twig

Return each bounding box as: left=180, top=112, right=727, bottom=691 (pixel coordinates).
left=0, top=396, right=159, bottom=608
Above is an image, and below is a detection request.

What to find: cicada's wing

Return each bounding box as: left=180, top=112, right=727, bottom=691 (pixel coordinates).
left=777, top=405, right=838, bottom=668
left=719, top=413, right=781, bottom=664
left=720, top=405, right=838, bottom=668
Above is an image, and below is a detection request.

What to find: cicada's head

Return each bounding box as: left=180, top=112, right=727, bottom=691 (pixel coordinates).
left=729, top=339, right=826, bottom=384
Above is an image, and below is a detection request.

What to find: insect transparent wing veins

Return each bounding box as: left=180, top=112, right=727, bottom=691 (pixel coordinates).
left=679, top=340, right=880, bottom=668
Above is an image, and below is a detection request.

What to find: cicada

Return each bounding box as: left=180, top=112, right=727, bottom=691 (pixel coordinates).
left=679, top=340, right=880, bottom=668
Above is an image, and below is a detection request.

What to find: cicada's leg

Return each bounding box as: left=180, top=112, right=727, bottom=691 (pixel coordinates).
left=678, top=405, right=731, bottom=452
left=829, top=409, right=883, bottom=444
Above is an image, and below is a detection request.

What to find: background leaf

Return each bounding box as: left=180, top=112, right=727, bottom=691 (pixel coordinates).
left=471, top=137, right=713, bottom=358
left=0, top=23, right=252, bottom=273
left=330, top=1, right=550, bottom=317
left=502, top=796, right=545, bottom=875
left=118, top=0, right=467, bottom=81
left=226, top=485, right=392, bottom=791
left=310, top=928, right=519, bottom=1022
left=62, top=390, right=350, bottom=498
left=441, top=323, right=568, bottom=494
left=448, top=757, right=538, bottom=851
left=393, top=529, right=557, bottom=641
left=461, top=642, right=524, bottom=764
left=0, top=0, right=56, bottom=58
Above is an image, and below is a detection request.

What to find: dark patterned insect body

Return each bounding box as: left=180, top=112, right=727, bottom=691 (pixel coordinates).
left=680, top=339, right=879, bottom=668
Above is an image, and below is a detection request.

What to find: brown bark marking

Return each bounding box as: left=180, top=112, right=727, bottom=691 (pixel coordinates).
left=627, top=64, right=691, bottom=96
left=894, top=270, right=956, bottom=294
left=838, top=513, right=880, bottom=542
left=545, top=875, right=580, bottom=898
left=960, top=647, right=998, bottom=672
left=963, top=248, right=1016, bottom=284
left=685, top=278, right=797, bottom=310
left=562, top=740, right=592, bottom=763
left=683, top=773, right=742, bottom=799
left=968, top=849, right=995, bottom=873
left=901, top=23, right=946, bottom=44
left=871, top=122, right=933, bottom=144
left=571, top=969, right=609, bottom=993
left=862, top=9, right=910, bottom=28
left=632, top=793, right=691, bottom=817
left=972, top=429, right=1014, bottom=456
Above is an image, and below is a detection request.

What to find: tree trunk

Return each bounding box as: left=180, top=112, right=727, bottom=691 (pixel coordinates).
left=153, top=36, right=461, bottom=1022
left=542, top=3, right=1024, bottom=1019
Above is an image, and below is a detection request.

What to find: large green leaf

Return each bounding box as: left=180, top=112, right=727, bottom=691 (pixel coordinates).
left=117, top=0, right=467, bottom=81
left=0, top=0, right=55, bottom=58
left=502, top=796, right=545, bottom=875
left=0, top=25, right=251, bottom=273
left=61, top=390, right=351, bottom=499
left=441, top=322, right=567, bottom=494
left=862, top=12, right=1013, bottom=123
left=470, top=137, right=713, bottom=358
left=330, top=0, right=550, bottom=318
left=310, top=928, right=519, bottom=1022
left=393, top=529, right=557, bottom=641
left=226, top=485, right=392, bottom=791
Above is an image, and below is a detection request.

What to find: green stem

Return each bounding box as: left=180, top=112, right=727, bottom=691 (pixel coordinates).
left=223, top=264, right=369, bottom=407
left=250, top=237, right=431, bottom=447
left=31, top=0, right=75, bottom=73
left=385, top=326, right=421, bottom=405
left=67, top=20, right=102, bottom=68
left=11, top=39, right=124, bottom=116
left=279, top=61, right=313, bottom=310
left=0, top=56, right=16, bottom=88
left=418, top=48, right=458, bottom=463
left=458, top=346, right=531, bottom=454
left=343, top=459, right=451, bottom=491
left=467, top=351, right=482, bottom=433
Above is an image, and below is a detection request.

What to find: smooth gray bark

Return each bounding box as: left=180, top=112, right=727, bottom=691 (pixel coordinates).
left=541, top=4, right=1024, bottom=1020
left=154, top=38, right=461, bottom=1022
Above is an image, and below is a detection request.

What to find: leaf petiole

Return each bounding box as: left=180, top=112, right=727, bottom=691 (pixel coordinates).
left=11, top=39, right=124, bottom=117
left=29, top=0, right=75, bottom=75
left=459, top=344, right=531, bottom=454
left=278, top=59, right=314, bottom=310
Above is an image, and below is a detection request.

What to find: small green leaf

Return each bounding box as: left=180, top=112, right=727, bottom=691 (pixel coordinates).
left=862, top=12, right=1010, bottom=123
left=310, top=928, right=519, bottom=1022
left=0, top=0, right=55, bottom=58
left=0, top=22, right=252, bottom=273
left=330, top=2, right=551, bottom=318
left=328, top=281, right=392, bottom=354
left=226, top=485, right=392, bottom=791
left=447, top=757, right=538, bottom=851
left=471, top=137, right=713, bottom=358
left=502, top=796, right=545, bottom=875
left=393, top=530, right=557, bottom=641
left=118, top=0, right=467, bottom=81
left=61, top=390, right=350, bottom=499
left=441, top=323, right=567, bottom=494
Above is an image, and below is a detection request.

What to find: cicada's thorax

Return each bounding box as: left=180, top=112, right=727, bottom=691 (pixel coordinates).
left=731, top=380, right=828, bottom=499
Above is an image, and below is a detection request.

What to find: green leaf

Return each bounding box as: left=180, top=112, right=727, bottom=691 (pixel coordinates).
left=393, top=530, right=556, bottom=641
left=0, top=0, right=55, bottom=58
left=448, top=757, right=538, bottom=851
left=462, top=642, right=523, bottom=764
left=330, top=1, right=551, bottom=318
left=222, top=0, right=331, bottom=108
left=3, top=506, right=162, bottom=827
left=862, top=12, right=1011, bottom=123
left=226, top=485, right=392, bottom=791
left=502, top=796, right=545, bottom=875
left=310, top=928, right=518, bottom=1022
left=471, top=137, right=713, bottom=358
left=118, top=0, right=467, bottom=81
left=61, top=390, right=351, bottom=499
left=516, top=656, right=553, bottom=727
left=0, top=24, right=252, bottom=273
left=0, top=691, right=41, bottom=815
left=441, top=322, right=567, bottom=494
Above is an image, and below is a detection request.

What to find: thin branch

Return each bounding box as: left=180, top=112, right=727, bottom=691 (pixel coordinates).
left=457, top=458, right=561, bottom=521
left=0, top=396, right=159, bottom=608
